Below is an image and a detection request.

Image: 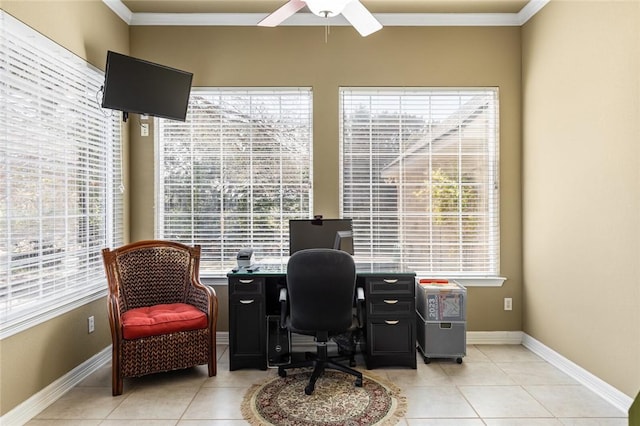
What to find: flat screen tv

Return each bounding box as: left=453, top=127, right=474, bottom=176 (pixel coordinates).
left=289, top=218, right=354, bottom=255
left=101, top=51, right=193, bottom=122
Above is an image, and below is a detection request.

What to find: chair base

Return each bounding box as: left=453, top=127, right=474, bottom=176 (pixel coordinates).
left=334, top=329, right=362, bottom=367
left=277, top=343, right=363, bottom=395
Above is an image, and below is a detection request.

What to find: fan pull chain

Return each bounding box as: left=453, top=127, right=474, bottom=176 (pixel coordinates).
left=322, top=13, right=331, bottom=43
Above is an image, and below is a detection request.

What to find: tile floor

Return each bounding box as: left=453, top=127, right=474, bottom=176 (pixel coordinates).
left=27, top=344, right=628, bottom=425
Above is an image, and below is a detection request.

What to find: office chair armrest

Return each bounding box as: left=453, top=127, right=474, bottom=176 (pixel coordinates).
left=279, top=287, right=288, bottom=328
left=355, top=286, right=365, bottom=327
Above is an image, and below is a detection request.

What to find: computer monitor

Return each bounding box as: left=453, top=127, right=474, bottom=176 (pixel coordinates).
left=333, top=230, right=354, bottom=255
left=289, top=218, right=354, bottom=255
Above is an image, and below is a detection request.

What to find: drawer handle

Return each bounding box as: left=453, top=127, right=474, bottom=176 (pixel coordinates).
left=385, top=320, right=399, bottom=325
left=238, top=279, right=254, bottom=284
left=383, top=299, right=398, bottom=304
left=239, top=299, right=255, bottom=304
left=383, top=279, right=398, bottom=284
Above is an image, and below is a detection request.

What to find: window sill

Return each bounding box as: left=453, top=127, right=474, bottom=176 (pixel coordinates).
left=205, top=274, right=506, bottom=288
left=440, top=277, right=507, bottom=287
left=0, top=288, right=107, bottom=340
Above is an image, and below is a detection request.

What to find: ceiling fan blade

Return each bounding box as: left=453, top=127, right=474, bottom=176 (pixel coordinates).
left=258, top=0, right=306, bottom=27
left=341, top=0, right=383, bottom=37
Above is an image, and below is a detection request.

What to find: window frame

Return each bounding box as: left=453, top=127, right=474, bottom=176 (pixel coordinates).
left=155, top=87, right=314, bottom=277
left=0, top=11, right=124, bottom=337
left=339, top=87, right=503, bottom=284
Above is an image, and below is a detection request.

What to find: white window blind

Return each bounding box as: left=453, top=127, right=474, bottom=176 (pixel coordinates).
left=0, top=11, right=124, bottom=332
left=340, top=88, right=499, bottom=276
left=157, top=88, right=313, bottom=275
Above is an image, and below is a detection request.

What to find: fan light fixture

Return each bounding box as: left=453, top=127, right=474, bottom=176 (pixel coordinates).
left=257, top=0, right=382, bottom=38
left=305, top=0, right=351, bottom=18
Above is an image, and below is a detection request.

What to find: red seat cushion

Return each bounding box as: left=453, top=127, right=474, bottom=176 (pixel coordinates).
left=121, top=303, right=208, bottom=340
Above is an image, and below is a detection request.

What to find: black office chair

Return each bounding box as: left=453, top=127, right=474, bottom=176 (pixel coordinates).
left=277, top=248, right=364, bottom=395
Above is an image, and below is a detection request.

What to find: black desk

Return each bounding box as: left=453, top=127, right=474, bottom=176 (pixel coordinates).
left=227, top=262, right=417, bottom=370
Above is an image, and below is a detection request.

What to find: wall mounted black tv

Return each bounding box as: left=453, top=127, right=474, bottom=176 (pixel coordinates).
left=101, top=51, right=193, bottom=122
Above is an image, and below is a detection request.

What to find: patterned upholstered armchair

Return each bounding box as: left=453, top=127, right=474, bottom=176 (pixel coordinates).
left=102, top=240, right=218, bottom=396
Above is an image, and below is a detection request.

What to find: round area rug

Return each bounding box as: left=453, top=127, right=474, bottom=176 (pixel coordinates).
left=241, top=369, right=406, bottom=426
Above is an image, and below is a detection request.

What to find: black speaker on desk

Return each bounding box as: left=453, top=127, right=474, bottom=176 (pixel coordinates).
left=267, top=315, right=291, bottom=367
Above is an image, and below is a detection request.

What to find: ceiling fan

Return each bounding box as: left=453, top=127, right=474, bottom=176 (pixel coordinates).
left=258, top=0, right=383, bottom=37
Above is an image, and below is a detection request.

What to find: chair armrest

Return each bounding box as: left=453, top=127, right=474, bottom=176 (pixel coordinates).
left=279, top=287, right=288, bottom=328
left=107, top=293, right=123, bottom=340
left=186, top=278, right=218, bottom=333
left=186, top=283, right=211, bottom=311
left=355, top=286, right=365, bottom=328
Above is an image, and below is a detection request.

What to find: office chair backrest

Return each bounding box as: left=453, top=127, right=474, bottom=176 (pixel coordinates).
left=286, top=248, right=356, bottom=332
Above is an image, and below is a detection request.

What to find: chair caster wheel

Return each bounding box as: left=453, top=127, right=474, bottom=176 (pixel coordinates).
left=456, top=357, right=463, bottom=364
left=304, top=384, right=314, bottom=395
left=278, top=367, right=286, bottom=378
left=424, top=357, right=431, bottom=364
left=349, top=359, right=356, bottom=367
left=355, top=377, right=363, bottom=387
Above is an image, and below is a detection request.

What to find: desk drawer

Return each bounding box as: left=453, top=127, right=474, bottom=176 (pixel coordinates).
left=366, top=276, right=415, bottom=297
left=365, top=317, right=417, bottom=369
left=229, top=277, right=264, bottom=295
left=368, top=298, right=414, bottom=317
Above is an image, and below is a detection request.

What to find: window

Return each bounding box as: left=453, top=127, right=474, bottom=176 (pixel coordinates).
left=0, top=11, right=124, bottom=334
left=157, top=88, right=313, bottom=275
left=340, top=88, right=499, bottom=277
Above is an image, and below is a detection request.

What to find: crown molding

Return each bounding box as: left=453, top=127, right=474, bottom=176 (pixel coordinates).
left=103, top=0, right=548, bottom=27
left=517, top=0, right=550, bottom=25
left=103, top=0, right=133, bottom=24
left=128, top=12, right=521, bottom=27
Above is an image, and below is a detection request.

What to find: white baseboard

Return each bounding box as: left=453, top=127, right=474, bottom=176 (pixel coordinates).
left=220, top=331, right=524, bottom=349
left=466, top=330, right=524, bottom=344
left=216, top=331, right=229, bottom=345
left=2, top=346, right=112, bottom=426
left=521, top=333, right=633, bottom=414
left=4, top=331, right=632, bottom=425
left=467, top=332, right=632, bottom=413
left=218, top=331, right=525, bottom=347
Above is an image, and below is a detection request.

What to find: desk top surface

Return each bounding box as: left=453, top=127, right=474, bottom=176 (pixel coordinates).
left=227, top=262, right=416, bottom=277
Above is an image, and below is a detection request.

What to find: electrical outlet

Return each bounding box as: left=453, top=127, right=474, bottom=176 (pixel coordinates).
left=504, top=297, right=512, bottom=311
left=88, top=315, right=95, bottom=333
left=140, top=123, right=149, bottom=137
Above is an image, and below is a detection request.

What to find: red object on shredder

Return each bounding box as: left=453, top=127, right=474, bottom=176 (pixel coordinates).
left=419, top=279, right=449, bottom=284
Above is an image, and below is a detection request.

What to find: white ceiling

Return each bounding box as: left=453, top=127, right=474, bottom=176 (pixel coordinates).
left=103, top=0, right=549, bottom=26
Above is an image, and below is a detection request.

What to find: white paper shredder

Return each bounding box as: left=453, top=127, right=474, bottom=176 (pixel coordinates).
left=236, top=248, right=255, bottom=268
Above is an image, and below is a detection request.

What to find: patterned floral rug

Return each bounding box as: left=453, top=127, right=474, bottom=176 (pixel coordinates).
left=241, top=368, right=406, bottom=426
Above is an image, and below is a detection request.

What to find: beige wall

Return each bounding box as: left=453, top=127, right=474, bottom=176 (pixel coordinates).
left=0, top=0, right=640, bottom=415
left=522, top=0, right=640, bottom=397
left=2, top=0, right=639, bottom=418
left=2, top=2, right=525, bottom=417
left=129, top=24, right=524, bottom=334
left=0, top=0, right=129, bottom=415
left=0, top=0, right=128, bottom=69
